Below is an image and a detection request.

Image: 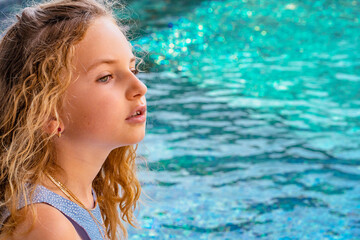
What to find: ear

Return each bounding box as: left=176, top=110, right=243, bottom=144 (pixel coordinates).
left=43, top=116, right=64, bottom=136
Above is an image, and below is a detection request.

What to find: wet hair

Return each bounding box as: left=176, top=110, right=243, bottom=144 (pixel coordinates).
left=0, top=0, right=143, bottom=239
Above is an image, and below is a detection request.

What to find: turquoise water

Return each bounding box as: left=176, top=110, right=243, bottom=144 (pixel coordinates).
left=127, top=0, right=360, bottom=239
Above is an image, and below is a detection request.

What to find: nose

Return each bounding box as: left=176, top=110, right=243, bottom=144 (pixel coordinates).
left=126, top=73, right=147, bottom=100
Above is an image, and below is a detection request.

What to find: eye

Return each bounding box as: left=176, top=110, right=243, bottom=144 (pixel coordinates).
left=97, top=74, right=112, bottom=83
left=131, top=68, right=139, bottom=75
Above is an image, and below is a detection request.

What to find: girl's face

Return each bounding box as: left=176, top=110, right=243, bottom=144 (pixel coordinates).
left=60, top=16, right=147, bottom=149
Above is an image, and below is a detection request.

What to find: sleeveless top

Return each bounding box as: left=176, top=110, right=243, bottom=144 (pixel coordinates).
left=1, top=185, right=107, bottom=240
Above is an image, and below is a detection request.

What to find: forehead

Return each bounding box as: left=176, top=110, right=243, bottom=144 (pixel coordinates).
left=72, top=16, right=133, bottom=72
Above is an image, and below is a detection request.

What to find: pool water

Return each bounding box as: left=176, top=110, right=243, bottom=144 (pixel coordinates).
left=126, top=0, right=360, bottom=239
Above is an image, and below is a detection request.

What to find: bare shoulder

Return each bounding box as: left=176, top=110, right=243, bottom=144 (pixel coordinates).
left=12, top=203, right=81, bottom=240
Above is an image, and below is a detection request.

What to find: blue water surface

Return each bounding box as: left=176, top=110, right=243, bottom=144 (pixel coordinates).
left=126, top=0, right=360, bottom=239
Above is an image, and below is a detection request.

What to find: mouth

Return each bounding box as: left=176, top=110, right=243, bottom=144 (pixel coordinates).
left=125, top=105, right=147, bottom=120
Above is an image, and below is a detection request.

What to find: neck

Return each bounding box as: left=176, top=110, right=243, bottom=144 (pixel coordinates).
left=43, top=140, right=112, bottom=209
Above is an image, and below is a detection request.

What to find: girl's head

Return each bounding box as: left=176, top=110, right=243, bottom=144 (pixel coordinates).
left=0, top=0, right=146, bottom=239
left=58, top=15, right=147, bottom=150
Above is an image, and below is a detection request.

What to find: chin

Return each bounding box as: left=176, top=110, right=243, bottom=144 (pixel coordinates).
left=117, top=135, right=146, bottom=148
left=130, top=135, right=146, bottom=145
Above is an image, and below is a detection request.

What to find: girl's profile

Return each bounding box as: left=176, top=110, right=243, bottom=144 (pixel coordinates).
left=0, top=0, right=147, bottom=239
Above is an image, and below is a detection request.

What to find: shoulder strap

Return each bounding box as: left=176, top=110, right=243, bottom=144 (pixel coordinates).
left=33, top=185, right=105, bottom=240
left=0, top=185, right=105, bottom=240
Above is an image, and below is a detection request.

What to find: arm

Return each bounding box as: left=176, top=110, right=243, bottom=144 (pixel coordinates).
left=11, top=203, right=81, bottom=240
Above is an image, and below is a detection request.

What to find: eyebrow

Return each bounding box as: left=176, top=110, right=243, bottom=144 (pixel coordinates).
left=86, top=56, right=136, bottom=72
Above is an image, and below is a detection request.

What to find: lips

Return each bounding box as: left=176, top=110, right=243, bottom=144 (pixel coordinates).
left=125, top=105, right=147, bottom=120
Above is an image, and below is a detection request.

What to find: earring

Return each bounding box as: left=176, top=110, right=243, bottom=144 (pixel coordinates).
left=57, top=127, right=62, bottom=138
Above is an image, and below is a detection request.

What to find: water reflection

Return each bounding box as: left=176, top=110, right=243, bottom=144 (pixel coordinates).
left=131, top=0, right=360, bottom=238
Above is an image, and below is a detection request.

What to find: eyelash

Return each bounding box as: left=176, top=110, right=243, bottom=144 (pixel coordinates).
left=96, top=69, right=139, bottom=83
left=97, top=75, right=112, bottom=83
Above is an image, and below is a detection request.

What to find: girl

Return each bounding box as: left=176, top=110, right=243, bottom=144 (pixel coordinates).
left=0, top=0, right=148, bottom=239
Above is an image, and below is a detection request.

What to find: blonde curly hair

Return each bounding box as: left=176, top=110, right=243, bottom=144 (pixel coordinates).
left=0, top=0, right=145, bottom=239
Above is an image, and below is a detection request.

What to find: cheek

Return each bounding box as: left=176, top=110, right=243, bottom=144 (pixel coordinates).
left=65, top=92, right=122, bottom=131
left=61, top=77, right=127, bottom=133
